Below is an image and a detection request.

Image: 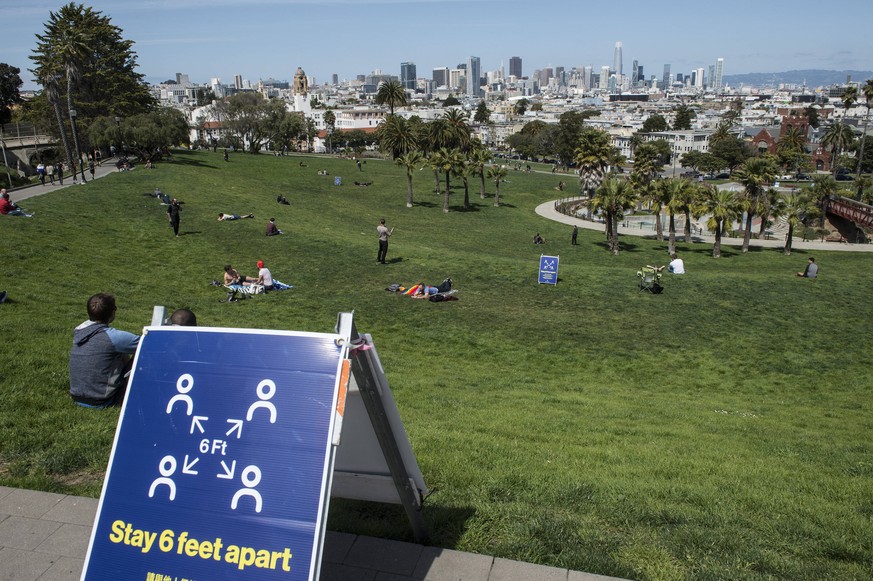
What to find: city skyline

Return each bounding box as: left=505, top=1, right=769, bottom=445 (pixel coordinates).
left=2, top=0, right=872, bottom=91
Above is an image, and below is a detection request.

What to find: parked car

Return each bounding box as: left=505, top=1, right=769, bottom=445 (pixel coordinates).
left=796, top=173, right=810, bottom=180
left=836, top=173, right=854, bottom=181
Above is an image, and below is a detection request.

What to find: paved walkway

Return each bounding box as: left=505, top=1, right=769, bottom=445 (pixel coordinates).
left=536, top=195, right=873, bottom=253
left=0, top=487, right=622, bottom=581
left=7, top=159, right=121, bottom=205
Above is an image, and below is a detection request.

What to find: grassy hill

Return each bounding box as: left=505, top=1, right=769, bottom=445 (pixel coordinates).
left=1, top=149, right=871, bottom=580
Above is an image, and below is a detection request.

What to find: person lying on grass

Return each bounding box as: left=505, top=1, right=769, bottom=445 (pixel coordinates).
left=218, top=212, right=254, bottom=221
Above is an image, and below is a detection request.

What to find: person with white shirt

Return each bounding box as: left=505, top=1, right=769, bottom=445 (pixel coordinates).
left=256, top=260, right=274, bottom=292
left=668, top=253, right=685, bottom=274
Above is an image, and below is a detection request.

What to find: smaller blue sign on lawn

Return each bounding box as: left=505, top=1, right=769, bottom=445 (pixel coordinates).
left=538, top=255, right=559, bottom=285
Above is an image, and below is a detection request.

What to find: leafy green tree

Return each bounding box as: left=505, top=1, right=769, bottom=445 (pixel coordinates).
left=735, top=156, right=777, bottom=252
left=680, top=150, right=705, bottom=172
left=216, top=93, right=290, bottom=153
left=29, top=2, right=154, bottom=136
left=804, top=105, right=820, bottom=129
left=88, top=108, right=189, bottom=160
left=697, top=153, right=728, bottom=176
left=375, top=79, right=407, bottom=114
left=513, top=98, right=529, bottom=116
left=672, top=104, right=696, bottom=130
left=443, top=94, right=460, bottom=107
left=395, top=150, right=425, bottom=208
left=641, top=114, right=668, bottom=133
left=531, top=102, right=543, bottom=112
left=591, top=176, right=636, bottom=255
left=700, top=185, right=740, bottom=257
left=553, top=110, right=600, bottom=168
left=486, top=164, right=508, bottom=207
left=0, top=64, right=23, bottom=124
left=709, top=135, right=750, bottom=173
left=474, top=101, right=490, bottom=124
left=856, top=79, right=873, bottom=178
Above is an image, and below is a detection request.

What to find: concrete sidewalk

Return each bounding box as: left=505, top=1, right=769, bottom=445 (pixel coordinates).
left=0, top=487, right=623, bottom=581
left=7, top=159, right=121, bottom=205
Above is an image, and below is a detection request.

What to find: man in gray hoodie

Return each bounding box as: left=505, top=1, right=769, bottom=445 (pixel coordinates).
left=69, top=293, right=140, bottom=407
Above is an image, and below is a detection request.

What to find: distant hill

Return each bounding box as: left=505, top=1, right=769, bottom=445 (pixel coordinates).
left=723, top=70, right=873, bottom=88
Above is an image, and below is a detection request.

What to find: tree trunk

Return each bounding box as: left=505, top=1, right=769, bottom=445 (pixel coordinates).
left=406, top=174, right=414, bottom=208
left=463, top=178, right=470, bottom=210
left=66, top=74, right=86, bottom=183
left=611, top=214, right=620, bottom=255
left=784, top=224, right=794, bottom=255
left=742, top=211, right=754, bottom=252
left=443, top=185, right=450, bottom=213
left=684, top=209, right=692, bottom=242
left=713, top=221, right=722, bottom=258
left=445, top=172, right=450, bottom=194
left=479, top=172, right=486, bottom=198
left=655, top=211, right=663, bottom=241
left=858, top=108, right=870, bottom=179
left=494, top=183, right=500, bottom=207
left=433, top=170, right=440, bottom=194
left=668, top=212, right=676, bottom=254
left=50, top=99, right=74, bottom=178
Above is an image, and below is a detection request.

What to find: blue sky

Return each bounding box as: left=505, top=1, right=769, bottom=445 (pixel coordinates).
left=2, top=0, right=871, bottom=90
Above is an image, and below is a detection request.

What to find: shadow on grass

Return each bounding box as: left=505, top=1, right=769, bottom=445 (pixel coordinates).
left=165, top=156, right=214, bottom=169
left=327, top=498, right=476, bottom=548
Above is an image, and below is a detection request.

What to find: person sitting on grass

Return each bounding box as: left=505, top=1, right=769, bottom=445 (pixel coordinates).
left=667, top=253, right=685, bottom=274
left=223, top=264, right=255, bottom=287
left=796, top=257, right=818, bottom=278
left=255, top=260, right=274, bottom=292
left=533, top=232, right=545, bottom=244
left=0, top=191, right=34, bottom=217
left=69, top=293, right=140, bottom=408
left=276, top=194, right=290, bottom=205
left=265, top=218, right=283, bottom=236
left=218, top=212, right=254, bottom=221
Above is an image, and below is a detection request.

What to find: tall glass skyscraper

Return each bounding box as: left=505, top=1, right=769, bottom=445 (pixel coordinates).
left=509, top=56, right=522, bottom=79
left=466, top=56, right=481, bottom=97
left=400, top=62, right=417, bottom=91
left=714, top=58, right=724, bottom=91
left=613, top=42, right=622, bottom=77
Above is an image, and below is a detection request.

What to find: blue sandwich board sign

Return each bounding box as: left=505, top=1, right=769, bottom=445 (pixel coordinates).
left=538, top=254, right=559, bottom=285
left=81, top=326, right=349, bottom=581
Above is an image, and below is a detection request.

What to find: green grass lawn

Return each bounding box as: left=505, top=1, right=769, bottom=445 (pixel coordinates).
left=1, top=149, right=871, bottom=580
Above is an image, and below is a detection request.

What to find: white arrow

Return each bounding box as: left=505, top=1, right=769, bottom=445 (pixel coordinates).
left=217, top=460, right=236, bottom=480
left=182, top=455, right=199, bottom=475
left=226, top=419, right=243, bottom=439
left=190, top=416, right=208, bottom=434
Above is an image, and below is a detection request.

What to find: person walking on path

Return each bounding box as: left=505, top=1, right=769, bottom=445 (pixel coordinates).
left=37, top=162, right=46, bottom=185
left=377, top=218, right=394, bottom=264
left=571, top=224, right=578, bottom=245
left=167, top=198, right=181, bottom=237
left=46, top=163, right=55, bottom=185
left=57, top=162, right=64, bottom=185
left=89, top=159, right=96, bottom=181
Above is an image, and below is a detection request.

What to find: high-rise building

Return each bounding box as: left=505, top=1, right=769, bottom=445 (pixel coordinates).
left=631, top=60, right=639, bottom=85
left=234, top=74, right=243, bottom=90
left=466, top=56, right=481, bottom=97
left=175, top=73, right=190, bottom=86
left=432, top=67, right=449, bottom=87
left=509, top=56, right=522, bottom=79
left=708, top=65, right=715, bottom=89
left=637, top=65, right=644, bottom=84
left=555, top=67, right=565, bottom=87
left=662, top=64, right=671, bottom=90
left=714, top=58, right=724, bottom=91
left=694, top=68, right=704, bottom=88
left=400, top=62, right=417, bottom=91
left=449, top=68, right=462, bottom=90
left=583, top=66, right=593, bottom=91
left=613, top=42, right=623, bottom=77
left=600, top=66, right=610, bottom=90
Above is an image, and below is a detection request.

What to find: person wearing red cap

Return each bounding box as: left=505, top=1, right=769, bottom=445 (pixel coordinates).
left=255, top=260, right=274, bottom=292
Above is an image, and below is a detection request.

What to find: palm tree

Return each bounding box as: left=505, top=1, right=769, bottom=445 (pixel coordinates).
left=374, top=80, right=407, bottom=114
left=662, top=178, right=690, bottom=254
left=821, top=123, right=855, bottom=176
left=454, top=159, right=476, bottom=210
left=779, top=192, right=817, bottom=255
left=323, top=109, right=336, bottom=153
left=758, top=186, right=781, bottom=238
left=487, top=164, right=508, bottom=207
left=427, top=148, right=449, bottom=196
left=857, top=79, right=873, bottom=178
left=734, top=157, right=776, bottom=252
left=54, top=23, right=90, bottom=183
left=700, top=185, right=740, bottom=258
left=377, top=114, right=417, bottom=159
left=574, top=127, right=617, bottom=204
left=395, top=150, right=424, bottom=208
left=468, top=147, right=492, bottom=199
left=777, top=125, right=806, bottom=175
left=810, top=174, right=838, bottom=227
left=590, top=176, right=637, bottom=255
left=40, top=73, right=75, bottom=179
left=442, top=108, right=471, bottom=152
left=639, top=177, right=665, bottom=241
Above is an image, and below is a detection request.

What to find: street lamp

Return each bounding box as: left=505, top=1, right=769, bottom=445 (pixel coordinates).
left=69, top=108, right=86, bottom=183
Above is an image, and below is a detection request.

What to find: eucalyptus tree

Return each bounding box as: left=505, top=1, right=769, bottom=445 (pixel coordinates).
left=778, top=192, right=818, bottom=255
left=734, top=156, right=777, bottom=252
left=395, top=150, right=425, bottom=208
left=487, top=164, right=508, bottom=207
left=375, top=79, right=407, bottom=114
left=0, top=63, right=23, bottom=124
left=857, top=79, right=873, bottom=178
left=591, top=176, right=637, bottom=255
left=700, top=185, right=740, bottom=258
